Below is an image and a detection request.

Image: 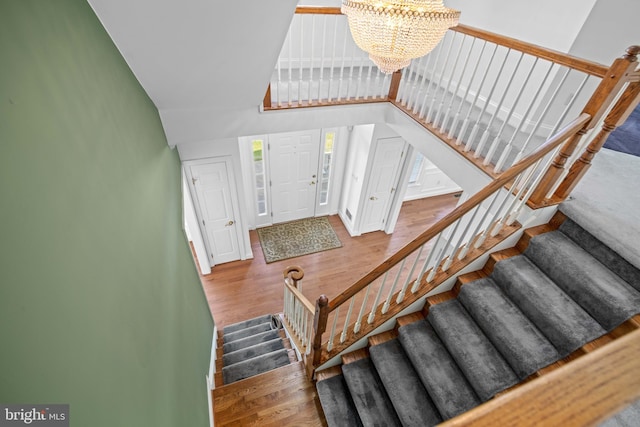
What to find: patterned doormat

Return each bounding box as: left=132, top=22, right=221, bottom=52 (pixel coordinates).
left=257, top=217, right=342, bottom=264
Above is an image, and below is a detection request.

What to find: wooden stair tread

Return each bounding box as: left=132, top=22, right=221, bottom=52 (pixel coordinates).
left=368, top=330, right=397, bottom=347
left=426, top=290, right=456, bottom=307
left=395, top=312, right=425, bottom=328
left=315, top=365, right=342, bottom=382
left=341, top=348, right=369, bottom=365
left=213, top=362, right=324, bottom=427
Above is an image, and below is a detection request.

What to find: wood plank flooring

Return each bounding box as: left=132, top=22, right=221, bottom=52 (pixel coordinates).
left=199, top=193, right=461, bottom=328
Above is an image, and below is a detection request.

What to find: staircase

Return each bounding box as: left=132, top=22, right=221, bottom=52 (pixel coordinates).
left=215, top=314, right=296, bottom=386
left=315, top=213, right=640, bottom=426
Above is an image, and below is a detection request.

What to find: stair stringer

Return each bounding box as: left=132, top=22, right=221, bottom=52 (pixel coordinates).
left=314, top=204, right=558, bottom=373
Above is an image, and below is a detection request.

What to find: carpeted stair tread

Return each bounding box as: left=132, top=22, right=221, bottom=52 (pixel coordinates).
left=223, top=314, right=273, bottom=335
left=342, top=357, right=402, bottom=427
left=369, top=338, right=443, bottom=426
left=222, top=329, right=280, bottom=354
left=222, top=348, right=290, bottom=384
left=559, top=218, right=640, bottom=292
left=316, top=374, right=363, bottom=427
left=222, top=338, right=285, bottom=367
left=427, top=300, right=519, bottom=401
left=398, top=320, right=480, bottom=419
left=525, top=231, right=640, bottom=331
left=458, top=278, right=560, bottom=379
left=492, top=255, right=606, bottom=357
left=223, top=322, right=273, bottom=344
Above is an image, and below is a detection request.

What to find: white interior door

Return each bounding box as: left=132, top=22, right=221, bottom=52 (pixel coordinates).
left=187, top=159, right=242, bottom=265
left=269, top=130, right=321, bottom=223
left=359, top=137, right=406, bottom=234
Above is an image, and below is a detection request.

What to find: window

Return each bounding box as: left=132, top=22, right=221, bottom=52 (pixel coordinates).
left=319, top=132, right=335, bottom=205
left=409, top=153, right=424, bottom=185
left=252, top=139, right=267, bottom=215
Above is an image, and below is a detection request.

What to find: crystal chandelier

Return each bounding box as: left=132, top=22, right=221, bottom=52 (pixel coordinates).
left=341, top=0, right=461, bottom=74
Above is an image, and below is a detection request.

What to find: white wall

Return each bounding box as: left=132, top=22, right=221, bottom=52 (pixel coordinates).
left=568, top=0, right=640, bottom=64
left=446, top=0, right=597, bottom=53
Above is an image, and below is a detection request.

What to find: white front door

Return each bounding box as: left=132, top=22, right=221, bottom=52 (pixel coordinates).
left=269, top=130, right=321, bottom=223
left=187, top=159, right=242, bottom=265
left=359, top=137, right=406, bottom=234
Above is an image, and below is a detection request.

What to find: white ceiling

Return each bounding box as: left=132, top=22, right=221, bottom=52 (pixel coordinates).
left=88, top=0, right=298, bottom=113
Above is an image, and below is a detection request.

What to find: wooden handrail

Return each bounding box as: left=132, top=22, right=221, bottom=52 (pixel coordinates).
left=451, top=24, right=609, bottom=77
left=295, top=7, right=342, bottom=15
left=441, top=329, right=640, bottom=426
left=284, top=281, right=315, bottom=314
left=283, top=265, right=305, bottom=289
left=327, top=112, right=591, bottom=310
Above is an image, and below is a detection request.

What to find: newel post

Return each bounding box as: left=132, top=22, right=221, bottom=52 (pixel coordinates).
left=555, top=78, right=640, bottom=199
left=529, top=45, right=639, bottom=206
left=307, top=295, right=329, bottom=380
left=388, top=70, right=403, bottom=101
left=283, top=265, right=304, bottom=289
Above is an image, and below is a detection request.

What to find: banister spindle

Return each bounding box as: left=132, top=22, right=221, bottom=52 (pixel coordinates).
left=419, top=40, right=447, bottom=119
left=368, top=271, right=388, bottom=324
left=327, top=306, right=340, bottom=352
left=494, top=62, right=555, bottom=172
left=327, top=16, right=338, bottom=102
left=382, top=259, right=406, bottom=313
left=434, top=33, right=466, bottom=128
left=448, top=40, right=488, bottom=140
left=396, top=245, right=424, bottom=303
left=456, top=43, right=498, bottom=146
left=484, top=56, right=539, bottom=166
left=426, top=32, right=457, bottom=123
left=353, top=284, right=372, bottom=333
left=440, top=37, right=477, bottom=132
left=340, top=296, right=356, bottom=343
left=474, top=51, right=524, bottom=159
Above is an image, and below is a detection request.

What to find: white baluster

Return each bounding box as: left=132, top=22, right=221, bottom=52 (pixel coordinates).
left=448, top=41, right=488, bottom=140
left=327, top=16, right=338, bottom=102
left=327, top=307, right=340, bottom=352
left=288, top=30, right=293, bottom=106
left=397, top=245, right=424, bottom=303
left=308, top=15, right=316, bottom=103
left=474, top=51, right=523, bottom=158
left=364, top=62, right=373, bottom=100
left=426, top=228, right=455, bottom=282
left=440, top=218, right=464, bottom=271
left=382, top=259, right=406, bottom=313
left=455, top=204, right=482, bottom=260
left=484, top=56, right=538, bottom=166
left=368, top=271, right=388, bottom=324
left=513, top=68, right=571, bottom=164
left=337, top=23, right=348, bottom=101
left=473, top=191, right=502, bottom=249
left=415, top=233, right=443, bottom=288
left=457, top=44, right=498, bottom=147
left=318, top=15, right=327, bottom=103
left=354, top=284, right=372, bottom=333
left=426, top=32, right=457, bottom=123
left=493, top=62, right=555, bottom=172
left=441, top=37, right=476, bottom=133
left=340, top=296, right=356, bottom=343
left=406, top=56, right=426, bottom=110
left=418, top=40, right=446, bottom=119
left=435, top=33, right=466, bottom=128
left=298, top=16, right=304, bottom=105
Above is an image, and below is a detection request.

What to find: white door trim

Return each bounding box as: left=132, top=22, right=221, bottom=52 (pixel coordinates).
left=184, top=156, right=246, bottom=266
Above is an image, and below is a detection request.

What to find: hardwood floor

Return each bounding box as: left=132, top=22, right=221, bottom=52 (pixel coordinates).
left=199, top=193, right=461, bottom=328
left=203, top=193, right=459, bottom=426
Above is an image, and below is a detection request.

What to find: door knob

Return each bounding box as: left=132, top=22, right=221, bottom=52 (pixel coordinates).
left=312, top=174, right=317, bottom=178
left=370, top=196, right=377, bottom=200
left=310, top=181, right=316, bottom=185
left=225, top=220, right=234, bottom=226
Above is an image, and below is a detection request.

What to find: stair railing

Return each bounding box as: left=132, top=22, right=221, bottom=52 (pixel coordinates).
left=265, top=8, right=614, bottom=175
left=282, top=113, right=591, bottom=378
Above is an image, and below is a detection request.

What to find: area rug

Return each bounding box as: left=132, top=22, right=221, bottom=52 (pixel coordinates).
left=257, top=217, right=342, bottom=263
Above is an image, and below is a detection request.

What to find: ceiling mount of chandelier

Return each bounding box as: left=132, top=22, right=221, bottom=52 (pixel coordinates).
left=341, top=0, right=461, bottom=74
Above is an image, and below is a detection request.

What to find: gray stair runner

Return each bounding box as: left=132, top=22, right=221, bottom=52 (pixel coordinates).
left=219, top=314, right=291, bottom=385
left=316, top=218, right=640, bottom=426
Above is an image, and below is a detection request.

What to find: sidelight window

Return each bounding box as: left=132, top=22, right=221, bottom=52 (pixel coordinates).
left=252, top=139, right=267, bottom=215
left=319, top=132, right=335, bottom=205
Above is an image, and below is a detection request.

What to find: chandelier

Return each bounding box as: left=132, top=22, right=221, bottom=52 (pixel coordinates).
left=341, top=0, right=461, bottom=74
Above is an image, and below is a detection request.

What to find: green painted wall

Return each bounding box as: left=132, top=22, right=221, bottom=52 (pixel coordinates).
left=0, top=1, right=214, bottom=426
